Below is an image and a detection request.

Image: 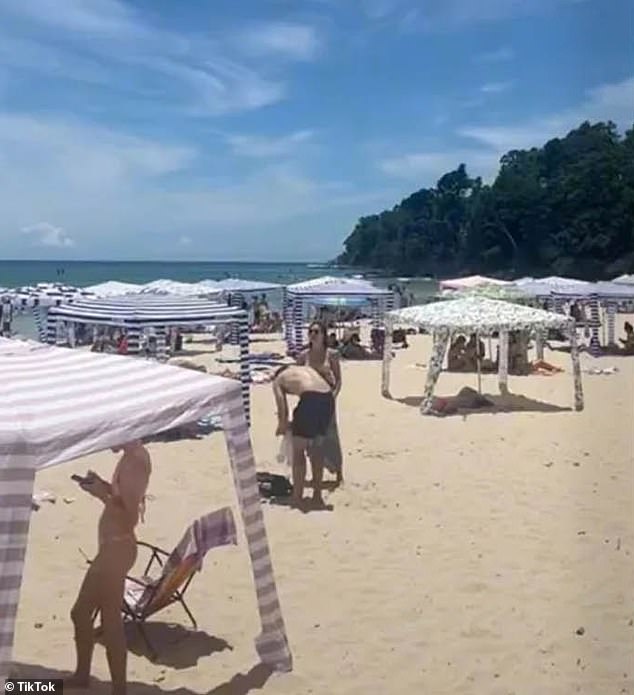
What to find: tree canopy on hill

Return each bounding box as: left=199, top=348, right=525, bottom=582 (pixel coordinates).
left=337, top=121, right=634, bottom=279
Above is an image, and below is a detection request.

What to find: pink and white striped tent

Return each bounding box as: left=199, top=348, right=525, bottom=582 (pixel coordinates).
left=0, top=337, right=291, bottom=686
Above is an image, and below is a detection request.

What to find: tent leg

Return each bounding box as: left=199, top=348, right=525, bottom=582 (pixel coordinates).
left=221, top=392, right=292, bottom=672
left=568, top=326, right=584, bottom=411
left=381, top=317, right=394, bottom=398
left=0, top=463, right=36, bottom=687
left=498, top=329, right=509, bottom=395
left=420, top=330, right=450, bottom=415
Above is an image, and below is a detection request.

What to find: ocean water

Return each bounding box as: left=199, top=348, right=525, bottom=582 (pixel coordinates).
left=2, top=260, right=438, bottom=340
left=0, top=260, right=339, bottom=289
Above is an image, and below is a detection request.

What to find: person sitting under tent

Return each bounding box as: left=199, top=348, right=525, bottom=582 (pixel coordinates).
left=391, top=328, right=409, bottom=348
left=340, top=332, right=381, bottom=360
left=620, top=321, right=634, bottom=353
left=448, top=335, right=468, bottom=371
left=66, top=440, right=151, bottom=695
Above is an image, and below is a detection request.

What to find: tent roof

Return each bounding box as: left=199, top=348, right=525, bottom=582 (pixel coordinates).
left=83, top=280, right=144, bottom=296
left=49, top=295, right=245, bottom=326
left=439, top=275, right=510, bottom=290
left=613, top=274, right=634, bottom=284
left=551, top=281, right=634, bottom=299
left=0, top=337, right=240, bottom=469
left=388, top=296, right=573, bottom=334
left=215, top=278, right=282, bottom=291
left=2, top=283, right=95, bottom=306
left=287, top=275, right=390, bottom=295
left=517, top=279, right=634, bottom=299
left=139, top=279, right=222, bottom=296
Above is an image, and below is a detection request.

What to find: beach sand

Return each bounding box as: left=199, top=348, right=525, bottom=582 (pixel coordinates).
left=11, top=321, right=634, bottom=694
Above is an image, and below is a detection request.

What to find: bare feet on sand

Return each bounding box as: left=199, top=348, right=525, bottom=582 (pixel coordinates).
left=63, top=675, right=90, bottom=689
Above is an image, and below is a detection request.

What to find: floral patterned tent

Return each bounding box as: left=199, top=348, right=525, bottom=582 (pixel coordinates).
left=381, top=296, right=583, bottom=414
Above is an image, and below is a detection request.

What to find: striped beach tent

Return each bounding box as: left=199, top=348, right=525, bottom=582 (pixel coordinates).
left=0, top=337, right=292, bottom=688
left=1, top=284, right=96, bottom=341
left=47, top=295, right=252, bottom=423
left=284, top=276, right=394, bottom=352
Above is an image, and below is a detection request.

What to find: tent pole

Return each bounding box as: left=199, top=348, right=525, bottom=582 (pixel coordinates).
left=476, top=331, right=482, bottom=394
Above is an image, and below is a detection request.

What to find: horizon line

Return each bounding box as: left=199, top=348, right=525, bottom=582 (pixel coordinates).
left=1, top=258, right=333, bottom=265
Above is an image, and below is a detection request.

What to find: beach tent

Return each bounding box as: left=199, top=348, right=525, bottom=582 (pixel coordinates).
left=83, top=280, right=145, bottom=297
left=47, top=295, right=252, bottom=423
left=139, top=279, right=222, bottom=298
left=442, top=283, right=530, bottom=303
left=381, top=297, right=583, bottom=414
left=439, top=275, right=510, bottom=291
left=613, top=274, right=634, bottom=284
left=215, top=278, right=282, bottom=293
left=0, top=337, right=291, bottom=689
left=284, top=276, right=394, bottom=352
left=518, top=280, right=634, bottom=354
left=1, top=284, right=96, bottom=341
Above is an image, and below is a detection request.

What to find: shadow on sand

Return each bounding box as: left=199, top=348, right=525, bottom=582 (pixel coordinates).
left=13, top=661, right=274, bottom=695
left=109, top=623, right=232, bottom=669
left=392, top=392, right=571, bottom=416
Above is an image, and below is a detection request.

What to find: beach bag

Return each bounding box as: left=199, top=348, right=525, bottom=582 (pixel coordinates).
left=256, top=472, right=293, bottom=499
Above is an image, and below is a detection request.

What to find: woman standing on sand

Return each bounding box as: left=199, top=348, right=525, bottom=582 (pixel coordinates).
left=296, top=321, right=344, bottom=484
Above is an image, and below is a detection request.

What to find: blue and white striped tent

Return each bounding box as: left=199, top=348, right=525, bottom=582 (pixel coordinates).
left=284, top=276, right=395, bottom=352
left=1, top=283, right=96, bottom=339
left=516, top=279, right=634, bottom=356
left=47, top=294, right=252, bottom=423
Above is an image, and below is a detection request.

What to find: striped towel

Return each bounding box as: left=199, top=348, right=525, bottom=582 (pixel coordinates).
left=162, top=507, right=238, bottom=576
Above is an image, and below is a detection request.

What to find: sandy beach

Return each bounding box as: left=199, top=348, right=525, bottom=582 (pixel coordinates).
left=11, top=322, right=634, bottom=695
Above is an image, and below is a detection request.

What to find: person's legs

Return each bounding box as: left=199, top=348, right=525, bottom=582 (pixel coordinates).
left=100, top=540, right=136, bottom=695
left=66, top=560, right=103, bottom=687
left=308, top=450, right=325, bottom=505
left=291, top=437, right=308, bottom=505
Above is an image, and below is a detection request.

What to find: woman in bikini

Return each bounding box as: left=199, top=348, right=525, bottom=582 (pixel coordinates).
left=65, top=441, right=151, bottom=695
left=296, top=321, right=343, bottom=484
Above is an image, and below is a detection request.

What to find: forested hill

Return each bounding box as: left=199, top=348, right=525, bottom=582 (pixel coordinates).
left=337, top=122, right=634, bottom=280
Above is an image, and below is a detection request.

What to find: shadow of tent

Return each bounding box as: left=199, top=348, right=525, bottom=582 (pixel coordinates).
left=12, top=661, right=273, bottom=695
left=395, top=392, right=572, bottom=415
left=101, top=623, right=232, bottom=669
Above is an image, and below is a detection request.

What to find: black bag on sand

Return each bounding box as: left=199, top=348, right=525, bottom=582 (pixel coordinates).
left=256, top=472, right=293, bottom=498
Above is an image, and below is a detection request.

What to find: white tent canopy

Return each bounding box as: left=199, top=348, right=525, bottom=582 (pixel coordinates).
left=439, top=275, right=510, bottom=290
left=84, top=280, right=145, bottom=297
left=613, top=274, right=634, bottom=285
left=139, top=279, right=222, bottom=297
left=381, top=297, right=583, bottom=414
left=215, top=278, right=282, bottom=292
left=0, top=337, right=291, bottom=686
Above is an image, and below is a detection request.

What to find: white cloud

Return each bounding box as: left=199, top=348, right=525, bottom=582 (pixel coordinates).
left=379, top=150, right=501, bottom=184
left=239, top=22, right=322, bottom=61
left=0, top=0, right=144, bottom=38
left=353, top=0, right=590, bottom=30
left=0, top=111, right=390, bottom=259
left=226, top=130, right=315, bottom=158
left=480, top=81, right=514, bottom=94
left=378, top=75, right=634, bottom=186
left=0, top=2, right=287, bottom=116
left=21, top=222, right=74, bottom=248
left=178, top=235, right=192, bottom=246
left=476, top=47, right=514, bottom=63
left=460, top=75, right=634, bottom=152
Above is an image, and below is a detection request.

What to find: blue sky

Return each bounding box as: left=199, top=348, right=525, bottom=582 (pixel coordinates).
left=0, top=0, right=631, bottom=262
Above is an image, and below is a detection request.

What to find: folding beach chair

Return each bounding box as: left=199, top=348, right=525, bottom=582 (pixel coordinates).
left=93, top=507, right=237, bottom=660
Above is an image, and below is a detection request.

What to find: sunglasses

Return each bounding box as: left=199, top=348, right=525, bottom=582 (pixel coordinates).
left=308, top=328, right=321, bottom=335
